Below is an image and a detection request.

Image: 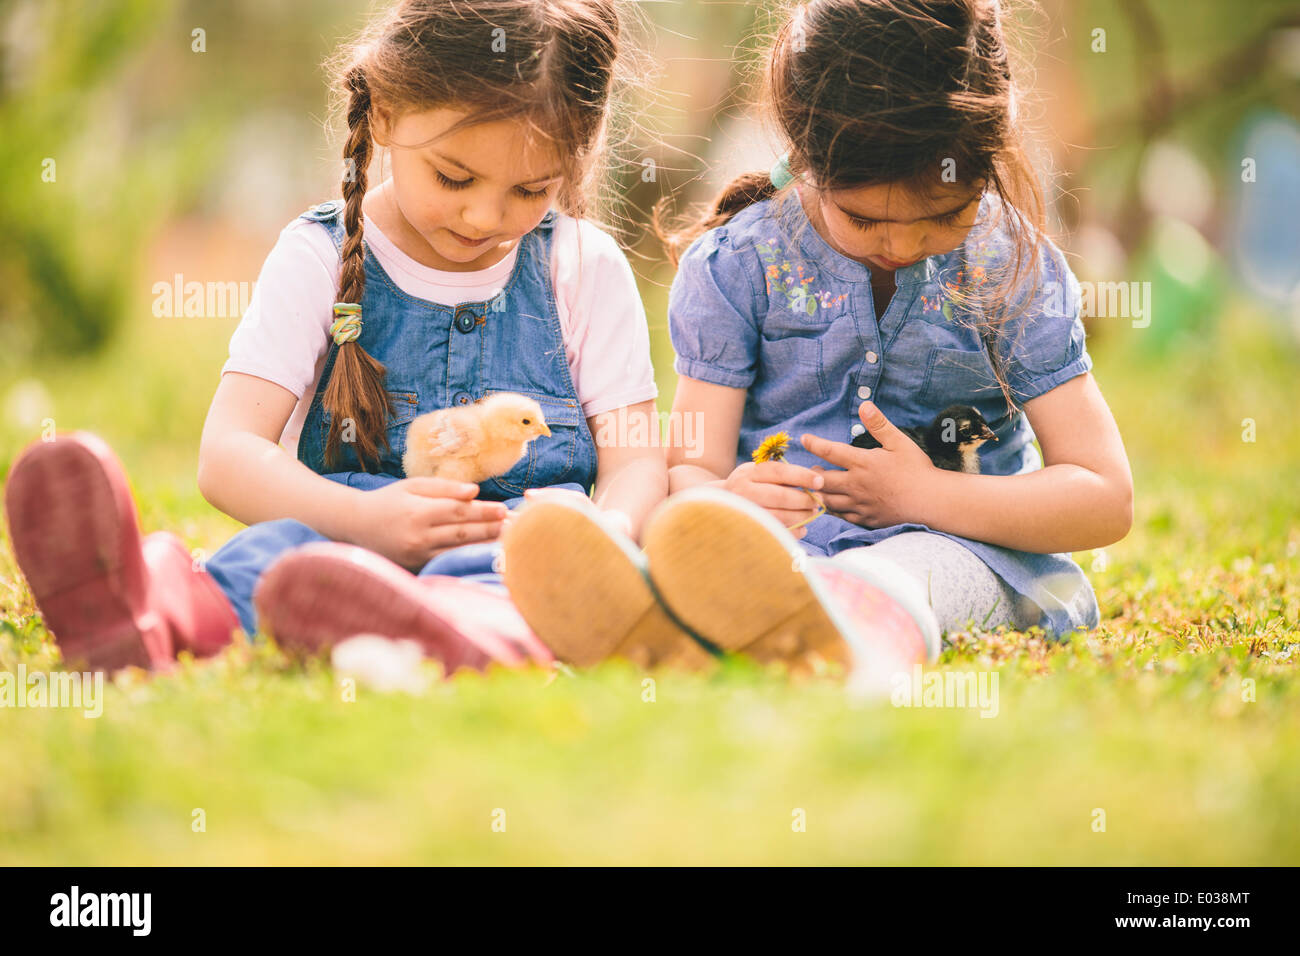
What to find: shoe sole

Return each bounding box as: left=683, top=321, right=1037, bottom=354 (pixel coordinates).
left=501, top=497, right=712, bottom=669
left=641, top=488, right=856, bottom=672
left=254, top=543, right=505, bottom=675
left=3, top=432, right=165, bottom=671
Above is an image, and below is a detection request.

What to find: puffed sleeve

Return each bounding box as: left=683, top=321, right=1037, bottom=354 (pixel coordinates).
left=993, top=235, right=1094, bottom=404
left=221, top=219, right=336, bottom=398
left=667, top=227, right=763, bottom=389
left=552, top=216, right=659, bottom=418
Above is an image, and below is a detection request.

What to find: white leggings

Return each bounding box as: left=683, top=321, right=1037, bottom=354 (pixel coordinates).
left=830, top=532, right=1041, bottom=636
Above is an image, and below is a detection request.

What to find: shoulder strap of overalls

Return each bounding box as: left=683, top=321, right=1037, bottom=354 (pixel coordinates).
left=527, top=208, right=559, bottom=267
left=298, top=199, right=348, bottom=257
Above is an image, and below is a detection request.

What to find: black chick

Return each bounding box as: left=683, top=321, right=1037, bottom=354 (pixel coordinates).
left=851, top=404, right=998, bottom=473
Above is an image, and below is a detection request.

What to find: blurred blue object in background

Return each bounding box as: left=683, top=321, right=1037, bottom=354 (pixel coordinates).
left=1230, top=110, right=1300, bottom=310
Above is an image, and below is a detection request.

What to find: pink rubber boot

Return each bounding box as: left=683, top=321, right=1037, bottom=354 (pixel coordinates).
left=141, top=530, right=242, bottom=660
left=253, top=541, right=553, bottom=675
left=3, top=432, right=240, bottom=673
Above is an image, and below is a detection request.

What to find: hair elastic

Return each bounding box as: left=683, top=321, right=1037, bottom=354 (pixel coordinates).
left=330, top=303, right=362, bottom=345
left=770, top=152, right=795, bottom=189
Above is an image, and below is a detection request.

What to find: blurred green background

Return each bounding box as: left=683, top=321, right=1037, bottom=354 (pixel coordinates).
left=3, top=0, right=1299, bottom=400
left=0, top=0, right=1298, bottom=864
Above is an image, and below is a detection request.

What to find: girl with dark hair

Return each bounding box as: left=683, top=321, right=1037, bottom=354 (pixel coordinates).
left=504, top=0, right=1133, bottom=683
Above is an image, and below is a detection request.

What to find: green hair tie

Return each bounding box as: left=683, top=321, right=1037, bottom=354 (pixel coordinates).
left=770, top=152, right=795, bottom=189
left=330, top=303, right=362, bottom=345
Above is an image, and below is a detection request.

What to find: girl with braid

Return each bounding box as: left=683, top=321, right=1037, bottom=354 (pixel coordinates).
left=3, top=0, right=666, bottom=674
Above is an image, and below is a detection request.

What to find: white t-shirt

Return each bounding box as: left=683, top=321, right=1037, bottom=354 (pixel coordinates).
left=222, top=210, right=659, bottom=456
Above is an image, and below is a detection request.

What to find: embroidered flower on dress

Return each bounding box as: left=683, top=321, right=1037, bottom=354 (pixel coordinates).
left=754, top=238, right=848, bottom=316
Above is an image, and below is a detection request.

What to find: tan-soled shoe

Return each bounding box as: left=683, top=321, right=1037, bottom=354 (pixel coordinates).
left=640, top=487, right=936, bottom=686
left=500, top=495, right=715, bottom=669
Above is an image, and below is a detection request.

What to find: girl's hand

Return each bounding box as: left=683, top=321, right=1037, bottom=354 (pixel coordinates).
left=351, top=477, right=509, bottom=571
left=801, top=402, right=935, bottom=528
left=723, top=460, right=825, bottom=539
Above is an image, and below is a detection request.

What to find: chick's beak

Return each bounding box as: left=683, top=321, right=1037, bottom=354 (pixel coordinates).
left=980, top=424, right=998, bottom=442
left=540, top=423, right=551, bottom=437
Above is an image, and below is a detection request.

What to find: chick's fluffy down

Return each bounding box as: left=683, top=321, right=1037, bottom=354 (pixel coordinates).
left=402, top=392, right=551, bottom=484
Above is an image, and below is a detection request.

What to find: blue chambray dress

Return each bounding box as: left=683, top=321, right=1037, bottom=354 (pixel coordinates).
left=666, top=191, right=1101, bottom=637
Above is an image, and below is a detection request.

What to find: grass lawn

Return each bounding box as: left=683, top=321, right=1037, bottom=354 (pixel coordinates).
left=1, top=300, right=1297, bottom=865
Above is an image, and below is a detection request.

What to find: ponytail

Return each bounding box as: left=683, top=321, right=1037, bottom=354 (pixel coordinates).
left=654, top=170, right=782, bottom=266
left=321, top=65, right=394, bottom=472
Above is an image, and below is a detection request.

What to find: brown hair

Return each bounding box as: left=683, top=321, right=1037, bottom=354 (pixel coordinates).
left=656, top=0, right=1046, bottom=413
left=321, top=0, right=623, bottom=470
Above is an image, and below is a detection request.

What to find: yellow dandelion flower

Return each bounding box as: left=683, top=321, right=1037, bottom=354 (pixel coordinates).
left=751, top=431, right=826, bottom=532
left=752, top=432, right=790, bottom=463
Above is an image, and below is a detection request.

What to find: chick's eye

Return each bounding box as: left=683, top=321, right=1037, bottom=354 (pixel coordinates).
left=522, top=418, right=531, bottom=425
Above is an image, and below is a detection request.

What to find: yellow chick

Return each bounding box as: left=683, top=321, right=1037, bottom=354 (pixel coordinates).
left=402, top=392, right=552, bottom=484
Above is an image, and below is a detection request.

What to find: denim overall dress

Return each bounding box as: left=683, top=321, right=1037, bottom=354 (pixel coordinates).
left=204, top=199, right=599, bottom=637
left=667, top=193, right=1101, bottom=638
